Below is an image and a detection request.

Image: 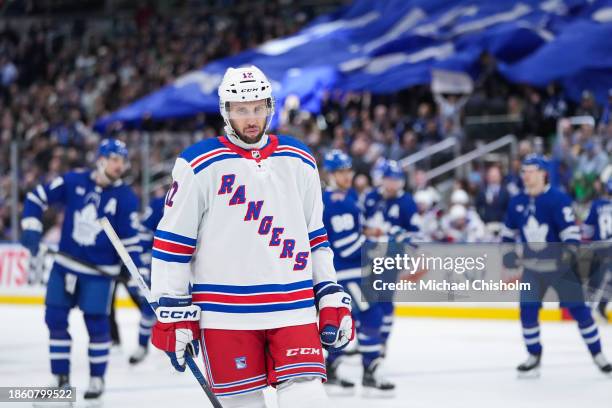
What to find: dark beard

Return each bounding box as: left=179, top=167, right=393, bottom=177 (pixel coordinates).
left=234, top=127, right=265, bottom=145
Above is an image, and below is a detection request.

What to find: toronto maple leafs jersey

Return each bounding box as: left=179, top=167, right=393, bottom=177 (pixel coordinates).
left=150, top=134, right=338, bottom=330
left=140, top=196, right=165, bottom=251
left=21, top=170, right=142, bottom=276
left=139, top=196, right=165, bottom=266
left=363, top=187, right=419, bottom=240
left=501, top=186, right=580, bottom=244
left=322, top=187, right=364, bottom=281
left=583, top=198, right=612, bottom=241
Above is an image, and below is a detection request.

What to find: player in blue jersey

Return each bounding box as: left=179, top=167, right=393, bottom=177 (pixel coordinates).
left=126, top=195, right=165, bottom=364
left=583, top=178, right=612, bottom=322
left=363, top=160, right=420, bottom=356
left=502, top=155, right=611, bottom=376
left=20, top=139, right=146, bottom=400
left=322, top=150, right=395, bottom=397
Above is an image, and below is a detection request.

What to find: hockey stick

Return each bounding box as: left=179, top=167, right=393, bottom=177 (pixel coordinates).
left=99, top=218, right=223, bottom=408
left=41, top=244, right=126, bottom=281
left=40, top=244, right=142, bottom=307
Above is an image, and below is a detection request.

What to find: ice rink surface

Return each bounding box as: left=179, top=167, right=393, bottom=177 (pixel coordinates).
left=0, top=305, right=610, bottom=408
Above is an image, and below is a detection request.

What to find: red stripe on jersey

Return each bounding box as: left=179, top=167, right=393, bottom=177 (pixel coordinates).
left=309, top=235, right=328, bottom=248
left=153, top=238, right=195, bottom=254
left=218, top=135, right=279, bottom=162
left=191, top=148, right=233, bottom=168
left=192, top=288, right=314, bottom=305
left=276, top=146, right=315, bottom=164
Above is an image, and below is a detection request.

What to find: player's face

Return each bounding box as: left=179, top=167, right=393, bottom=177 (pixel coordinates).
left=332, top=168, right=354, bottom=190
left=521, top=165, right=545, bottom=191
left=382, top=177, right=403, bottom=196
left=104, top=155, right=126, bottom=180
left=228, top=100, right=270, bottom=143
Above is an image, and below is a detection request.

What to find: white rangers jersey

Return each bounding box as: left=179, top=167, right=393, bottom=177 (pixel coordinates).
left=151, top=134, right=338, bottom=330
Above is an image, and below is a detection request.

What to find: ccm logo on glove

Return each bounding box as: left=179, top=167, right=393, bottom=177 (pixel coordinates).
left=158, top=309, right=199, bottom=320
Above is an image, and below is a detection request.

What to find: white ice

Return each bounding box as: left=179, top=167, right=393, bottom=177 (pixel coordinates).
left=0, top=305, right=610, bottom=408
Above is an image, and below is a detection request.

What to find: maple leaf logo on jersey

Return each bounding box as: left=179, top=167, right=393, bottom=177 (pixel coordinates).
left=522, top=215, right=548, bottom=249
left=72, top=203, right=102, bottom=246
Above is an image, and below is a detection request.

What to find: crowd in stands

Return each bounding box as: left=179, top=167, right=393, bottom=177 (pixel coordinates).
left=0, top=1, right=610, bottom=241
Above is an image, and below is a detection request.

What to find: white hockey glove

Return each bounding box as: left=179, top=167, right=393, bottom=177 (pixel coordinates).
left=318, top=289, right=355, bottom=352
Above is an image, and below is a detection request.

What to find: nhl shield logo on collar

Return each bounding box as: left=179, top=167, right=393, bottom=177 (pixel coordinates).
left=251, top=150, right=261, bottom=159
left=235, top=356, right=247, bottom=369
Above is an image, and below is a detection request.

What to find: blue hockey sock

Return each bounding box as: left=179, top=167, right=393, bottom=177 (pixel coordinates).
left=568, top=305, right=602, bottom=355
left=358, top=332, right=383, bottom=368
left=45, top=306, right=71, bottom=375
left=520, top=305, right=542, bottom=355
left=138, top=313, right=156, bottom=347
left=85, top=314, right=111, bottom=377
left=380, top=302, right=394, bottom=346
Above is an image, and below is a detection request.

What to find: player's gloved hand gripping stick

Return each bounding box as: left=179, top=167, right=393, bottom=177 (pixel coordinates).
left=99, top=217, right=223, bottom=408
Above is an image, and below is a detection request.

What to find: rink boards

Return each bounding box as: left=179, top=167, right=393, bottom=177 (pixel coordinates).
left=1, top=243, right=608, bottom=322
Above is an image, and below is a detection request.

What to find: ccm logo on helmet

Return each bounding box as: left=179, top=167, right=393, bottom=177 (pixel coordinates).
left=286, top=348, right=321, bottom=357
left=240, top=88, right=260, bottom=92
left=159, top=310, right=199, bottom=319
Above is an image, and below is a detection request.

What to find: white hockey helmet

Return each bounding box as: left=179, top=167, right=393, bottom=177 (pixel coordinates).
left=450, top=189, right=470, bottom=206
left=448, top=204, right=468, bottom=223
left=218, top=65, right=275, bottom=136
left=414, top=189, right=434, bottom=210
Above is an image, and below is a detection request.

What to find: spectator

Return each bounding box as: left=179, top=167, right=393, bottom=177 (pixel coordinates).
left=475, top=165, right=510, bottom=223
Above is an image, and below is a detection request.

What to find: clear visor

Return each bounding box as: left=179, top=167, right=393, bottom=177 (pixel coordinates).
left=226, top=101, right=272, bottom=120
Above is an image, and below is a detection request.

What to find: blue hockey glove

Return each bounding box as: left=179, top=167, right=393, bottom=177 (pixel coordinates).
left=20, top=230, right=42, bottom=257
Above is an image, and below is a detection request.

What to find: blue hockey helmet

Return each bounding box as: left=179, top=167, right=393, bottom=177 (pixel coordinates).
left=323, top=149, right=352, bottom=172
left=97, top=138, right=128, bottom=159
left=521, top=154, right=549, bottom=172
left=382, top=160, right=405, bottom=180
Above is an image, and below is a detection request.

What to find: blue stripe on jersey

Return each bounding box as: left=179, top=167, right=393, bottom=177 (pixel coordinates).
left=179, top=137, right=226, bottom=163
left=308, top=228, right=327, bottom=240
left=193, top=153, right=241, bottom=174
left=271, top=152, right=316, bottom=169
left=154, top=230, right=197, bottom=246
left=152, top=250, right=192, bottom=263
left=313, top=281, right=343, bottom=299
left=276, top=135, right=315, bottom=156
left=192, top=279, right=313, bottom=294
left=194, top=299, right=314, bottom=313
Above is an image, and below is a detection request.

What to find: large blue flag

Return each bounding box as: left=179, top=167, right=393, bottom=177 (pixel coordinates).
left=95, top=0, right=612, bottom=132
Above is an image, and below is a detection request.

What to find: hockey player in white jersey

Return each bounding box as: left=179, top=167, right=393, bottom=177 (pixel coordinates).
left=150, top=66, right=354, bottom=407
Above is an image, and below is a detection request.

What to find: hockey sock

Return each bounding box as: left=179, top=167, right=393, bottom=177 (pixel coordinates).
left=568, top=305, right=602, bottom=355
left=219, top=390, right=266, bottom=408
left=138, top=307, right=156, bottom=347
left=380, top=302, right=394, bottom=346
left=277, top=377, right=330, bottom=408
left=85, top=314, right=111, bottom=377
left=520, top=305, right=542, bottom=355
left=326, top=349, right=342, bottom=365
left=45, top=306, right=71, bottom=375
left=358, top=332, right=383, bottom=368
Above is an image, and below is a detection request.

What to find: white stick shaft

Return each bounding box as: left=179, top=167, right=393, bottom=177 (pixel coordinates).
left=99, top=217, right=154, bottom=304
